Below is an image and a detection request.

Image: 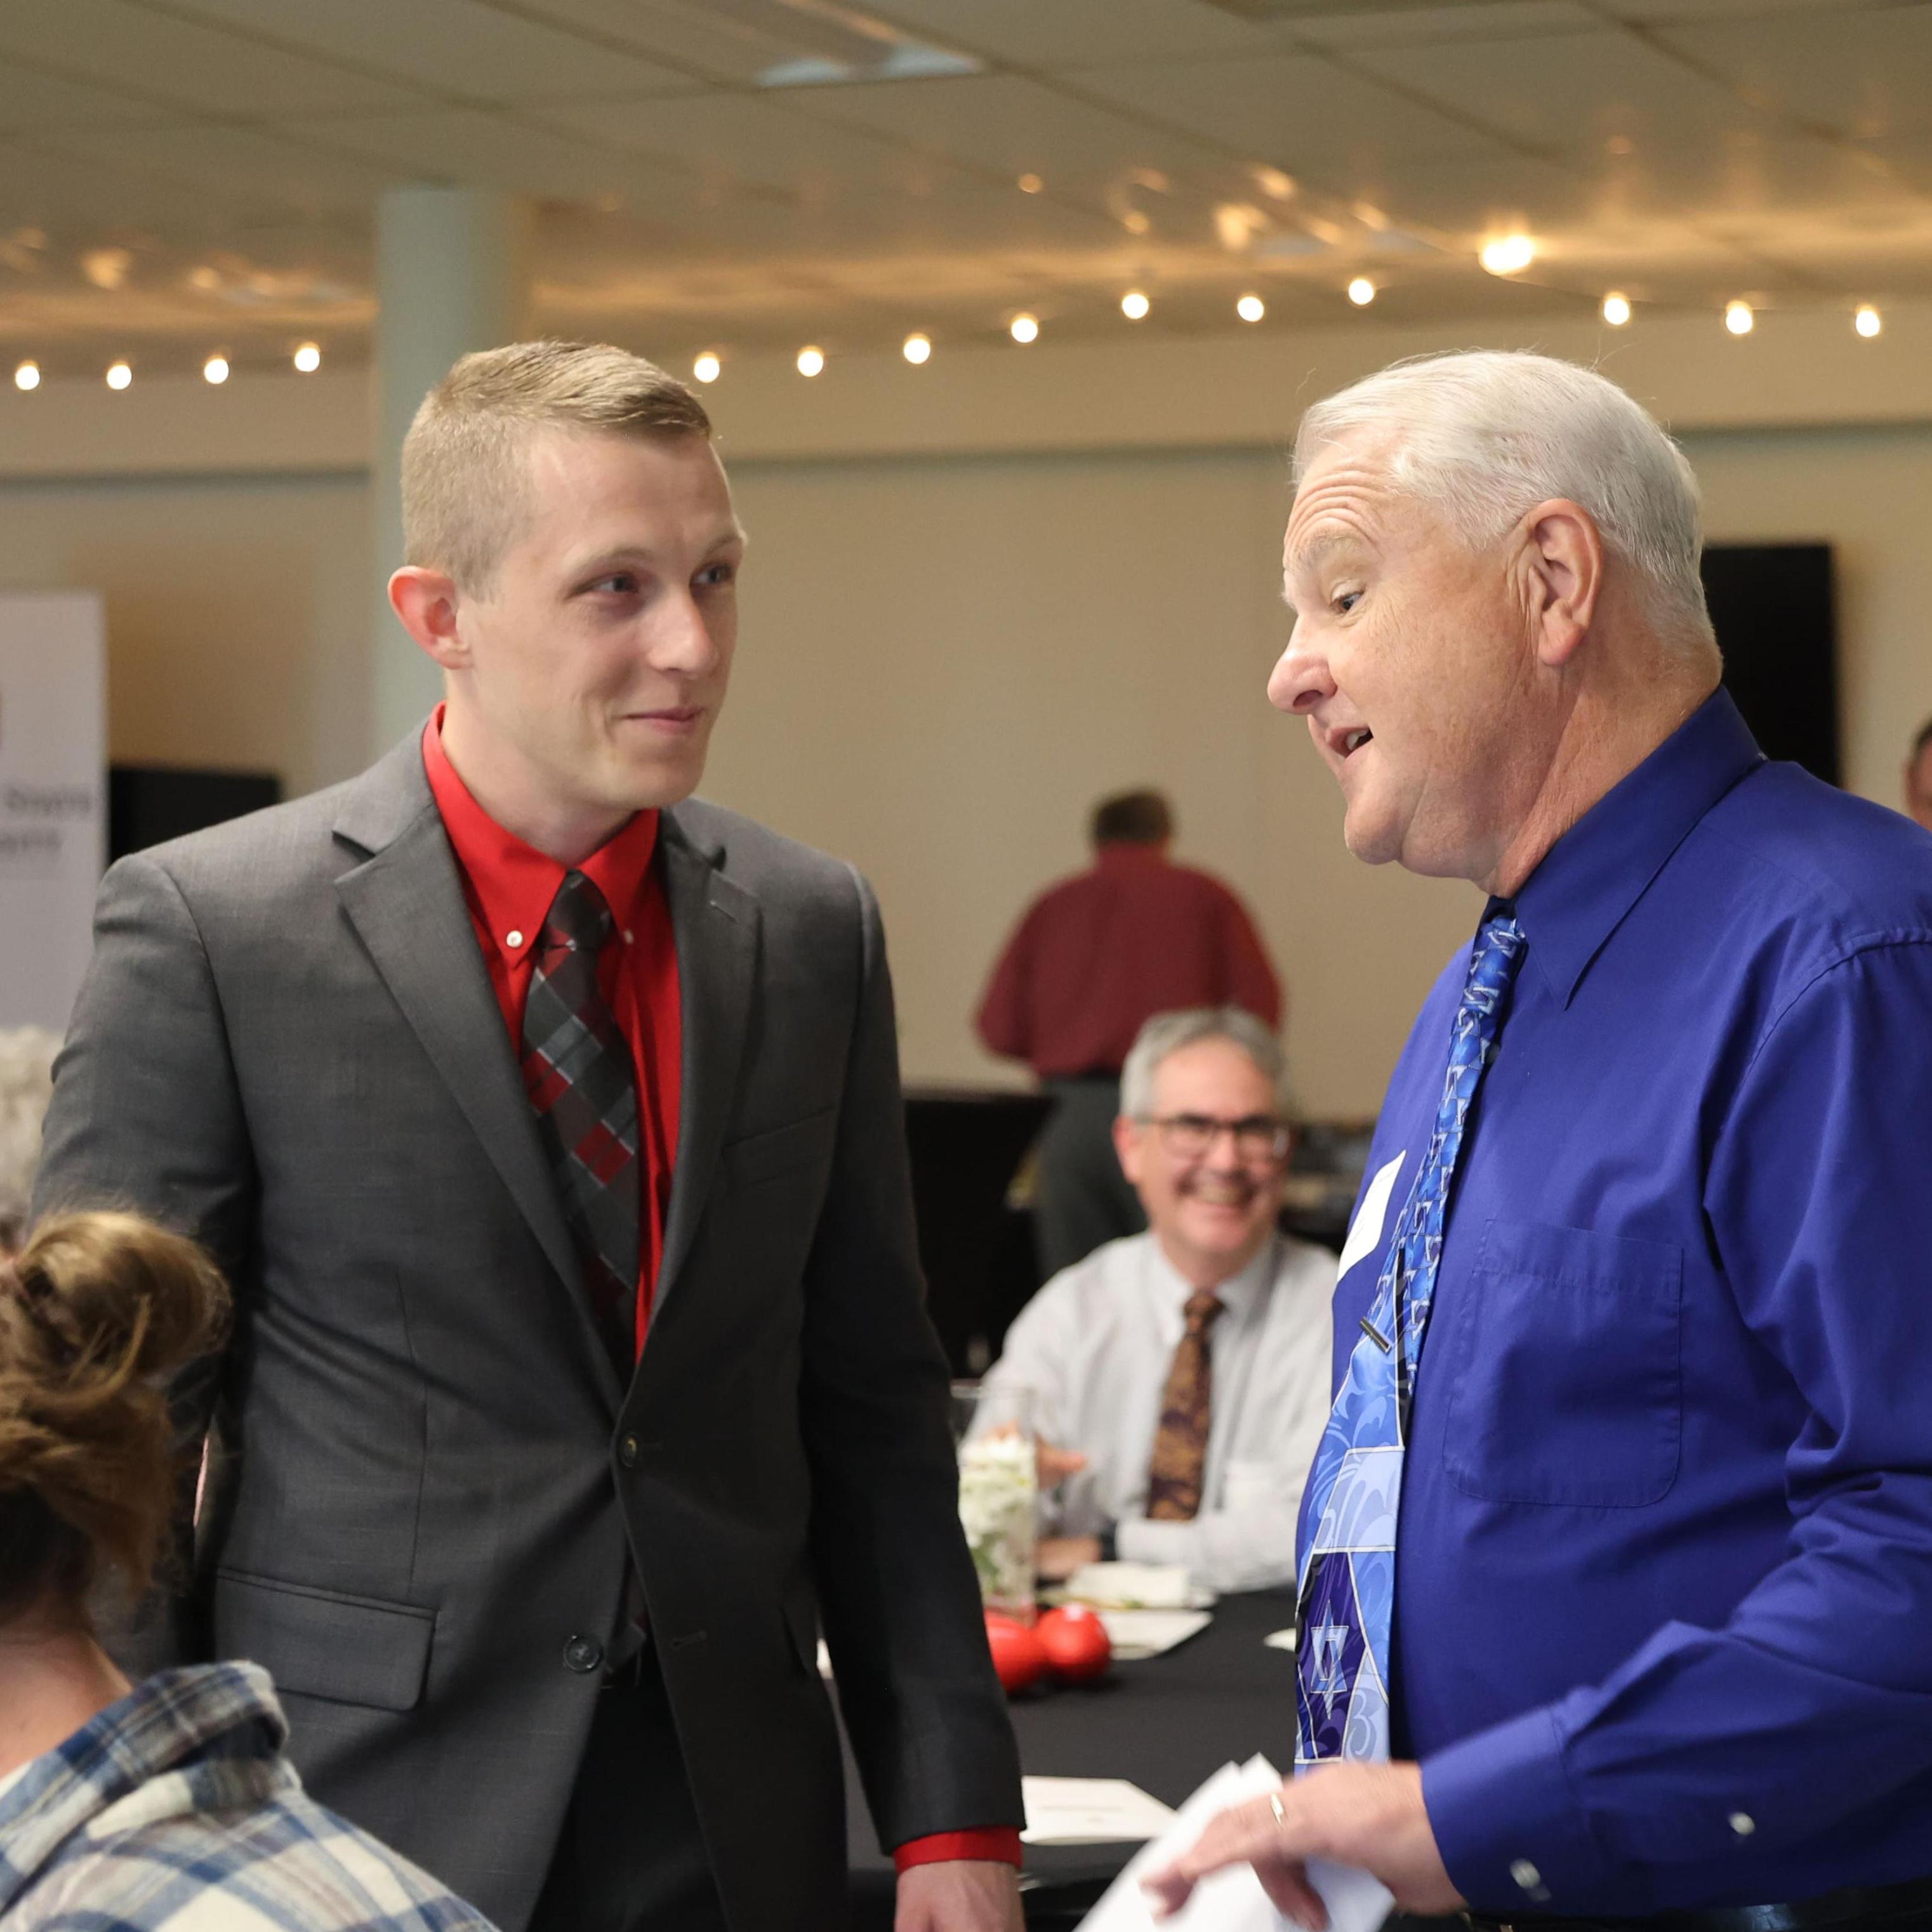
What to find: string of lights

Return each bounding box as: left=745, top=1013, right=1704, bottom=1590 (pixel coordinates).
left=3, top=255, right=1897, bottom=397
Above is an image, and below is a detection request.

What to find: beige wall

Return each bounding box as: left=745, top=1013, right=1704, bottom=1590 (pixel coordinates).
left=0, top=470, right=370, bottom=800
left=4, top=330, right=1931, bottom=1116
left=711, top=447, right=1478, bottom=1115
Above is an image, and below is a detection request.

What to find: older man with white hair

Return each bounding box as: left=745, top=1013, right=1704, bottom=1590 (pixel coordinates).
left=1148, top=353, right=1932, bottom=1931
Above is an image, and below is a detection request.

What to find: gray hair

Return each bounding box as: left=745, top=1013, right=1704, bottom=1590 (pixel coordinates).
left=1295, top=350, right=1714, bottom=650
left=1120, top=1007, right=1293, bottom=1121
left=0, top=1026, right=60, bottom=1254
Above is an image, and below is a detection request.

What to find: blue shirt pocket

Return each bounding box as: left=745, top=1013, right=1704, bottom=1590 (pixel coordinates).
left=1439, top=1218, right=1683, bottom=1509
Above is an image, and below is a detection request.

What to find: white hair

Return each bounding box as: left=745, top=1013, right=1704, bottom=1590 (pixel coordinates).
left=1120, top=1007, right=1294, bottom=1121
left=1294, top=350, right=1715, bottom=649
left=0, top=1026, right=60, bottom=1252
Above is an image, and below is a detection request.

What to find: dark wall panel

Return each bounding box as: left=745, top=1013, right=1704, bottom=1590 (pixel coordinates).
left=1702, top=542, right=1839, bottom=786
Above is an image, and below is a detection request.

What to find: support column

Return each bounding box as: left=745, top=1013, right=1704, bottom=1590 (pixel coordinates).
left=369, top=185, right=533, bottom=757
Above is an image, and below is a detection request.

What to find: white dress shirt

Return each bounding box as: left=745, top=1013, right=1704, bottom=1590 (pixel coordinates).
left=981, top=1230, right=1336, bottom=1592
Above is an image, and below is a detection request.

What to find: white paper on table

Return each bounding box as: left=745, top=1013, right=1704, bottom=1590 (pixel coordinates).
left=1098, top=1608, right=1214, bottom=1660
left=1074, top=1757, right=1392, bottom=1932
left=1022, top=1777, right=1179, bottom=1845
left=1066, top=1561, right=1206, bottom=1609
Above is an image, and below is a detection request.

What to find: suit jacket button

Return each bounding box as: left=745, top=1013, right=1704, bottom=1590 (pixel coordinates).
left=618, top=1434, right=640, bottom=1469
left=564, top=1635, right=604, bottom=1674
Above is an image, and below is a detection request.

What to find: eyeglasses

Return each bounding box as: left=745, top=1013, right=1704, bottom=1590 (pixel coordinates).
left=1138, top=1113, right=1291, bottom=1162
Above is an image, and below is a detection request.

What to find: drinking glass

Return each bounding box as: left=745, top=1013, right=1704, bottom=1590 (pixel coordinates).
left=951, top=1380, right=1038, bottom=1623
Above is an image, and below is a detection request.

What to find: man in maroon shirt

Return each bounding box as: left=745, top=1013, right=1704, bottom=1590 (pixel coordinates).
left=976, top=790, right=1283, bottom=1276
left=36, top=343, right=1022, bottom=1932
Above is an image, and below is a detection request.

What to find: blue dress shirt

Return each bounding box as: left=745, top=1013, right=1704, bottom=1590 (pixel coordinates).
left=1322, top=691, right=1932, bottom=1914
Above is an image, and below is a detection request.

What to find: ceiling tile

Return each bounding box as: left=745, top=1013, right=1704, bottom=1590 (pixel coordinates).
left=1282, top=3, right=1599, bottom=47
left=1071, top=50, right=1507, bottom=177
left=0, top=0, right=418, bottom=114
left=529, top=93, right=958, bottom=197
left=782, top=73, right=1233, bottom=200
left=848, top=0, right=1282, bottom=67
left=1591, top=0, right=1878, bottom=18
left=1346, top=26, right=1763, bottom=159
left=164, top=0, right=701, bottom=103
left=480, top=0, right=824, bottom=85
left=30, top=123, right=399, bottom=220
left=309, top=108, right=689, bottom=202
left=1655, top=7, right=1932, bottom=141
left=0, top=58, right=180, bottom=131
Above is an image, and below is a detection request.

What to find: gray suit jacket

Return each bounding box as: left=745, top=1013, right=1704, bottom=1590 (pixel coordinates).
left=34, top=731, right=1022, bottom=1932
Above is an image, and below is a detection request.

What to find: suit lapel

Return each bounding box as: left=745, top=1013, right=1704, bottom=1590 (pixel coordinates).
left=331, top=738, right=623, bottom=1410
left=653, top=811, right=760, bottom=1323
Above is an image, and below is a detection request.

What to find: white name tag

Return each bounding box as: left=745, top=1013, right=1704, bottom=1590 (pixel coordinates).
left=1337, top=1151, right=1406, bottom=1279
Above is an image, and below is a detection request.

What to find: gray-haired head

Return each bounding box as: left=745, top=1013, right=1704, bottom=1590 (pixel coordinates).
left=1294, top=350, right=1714, bottom=654
left=1120, top=1007, right=1293, bottom=1122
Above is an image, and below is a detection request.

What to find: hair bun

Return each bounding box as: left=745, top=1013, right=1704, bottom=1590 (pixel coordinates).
left=1, top=1210, right=230, bottom=1621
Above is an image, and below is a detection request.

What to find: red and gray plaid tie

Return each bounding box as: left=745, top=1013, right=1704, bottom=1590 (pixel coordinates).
left=521, top=871, right=640, bottom=1368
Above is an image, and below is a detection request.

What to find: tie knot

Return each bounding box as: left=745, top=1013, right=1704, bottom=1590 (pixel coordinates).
left=541, top=871, right=616, bottom=956
left=1183, top=1291, right=1224, bottom=1337
left=1462, top=909, right=1526, bottom=1012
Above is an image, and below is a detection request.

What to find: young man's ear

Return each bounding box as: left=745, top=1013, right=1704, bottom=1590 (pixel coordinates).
left=388, top=567, right=467, bottom=670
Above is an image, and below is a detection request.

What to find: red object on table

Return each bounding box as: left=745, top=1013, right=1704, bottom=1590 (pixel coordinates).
left=986, top=1613, right=1050, bottom=1694
left=1036, top=1605, right=1113, bottom=1683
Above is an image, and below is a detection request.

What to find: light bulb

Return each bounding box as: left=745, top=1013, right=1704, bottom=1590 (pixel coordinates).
left=106, top=361, right=132, bottom=390
left=1347, top=277, right=1376, bottom=307
left=796, top=345, right=824, bottom=378
left=693, top=351, right=721, bottom=383
left=1120, top=289, right=1150, bottom=321
left=1236, top=293, right=1265, bottom=323
left=1602, top=292, right=1632, bottom=327
left=1724, top=300, right=1754, bottom=336
left=203, top=354, right=230, bottom=384
left=1855, top=304, right=1882, bottom=339
left=903, top=333, right=932, bottom=365
left=293, top=342, right=322, bottom=373
left=13, top=361, right=40, bottom=392
left=1009, top=312, right=1039, bottom=345
left=1479, top=234, right=1535, bottom=275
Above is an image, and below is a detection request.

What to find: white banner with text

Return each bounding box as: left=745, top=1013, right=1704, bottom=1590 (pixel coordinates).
left=0, top=592, right=106, bottom=1031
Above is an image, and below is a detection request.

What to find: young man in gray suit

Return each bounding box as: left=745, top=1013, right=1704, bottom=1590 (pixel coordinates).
left=34, top=342, right=1025, bottom=1932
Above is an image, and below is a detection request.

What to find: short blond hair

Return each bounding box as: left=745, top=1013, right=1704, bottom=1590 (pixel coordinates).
left=401, top=340, right=713, bottom=593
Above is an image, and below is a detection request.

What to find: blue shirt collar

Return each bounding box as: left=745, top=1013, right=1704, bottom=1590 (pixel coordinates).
left=1507, top=687, right=1766, bottom=1008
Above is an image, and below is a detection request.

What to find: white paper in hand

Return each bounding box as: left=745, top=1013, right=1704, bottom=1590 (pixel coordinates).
left=1074, top=1759, right=1391, bottom=1932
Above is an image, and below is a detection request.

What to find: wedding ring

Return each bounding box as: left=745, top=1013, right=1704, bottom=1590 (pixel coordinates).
left=1268, top=1791, right=1287, bottom=1829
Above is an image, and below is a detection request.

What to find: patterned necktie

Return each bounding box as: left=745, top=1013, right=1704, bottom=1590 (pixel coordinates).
left=1295, top=906, right=1526, bottom=1766
left=1145, top=1290, right=1226, bottom=1521
left=521, top=871, right=641, bottom=1370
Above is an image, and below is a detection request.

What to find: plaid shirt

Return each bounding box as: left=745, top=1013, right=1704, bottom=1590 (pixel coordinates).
left=0, top=1662, right=498, bottom=1931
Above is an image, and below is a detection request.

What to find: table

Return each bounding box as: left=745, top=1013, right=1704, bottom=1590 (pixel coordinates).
left=845, top=1591, right=1303, bottom=1931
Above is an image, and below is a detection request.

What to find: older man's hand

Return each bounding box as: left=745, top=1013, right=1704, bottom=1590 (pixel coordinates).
left=896, top=1860, right=1023, bottom=1932
left=1140, top=1763, right=1462, bottom=1929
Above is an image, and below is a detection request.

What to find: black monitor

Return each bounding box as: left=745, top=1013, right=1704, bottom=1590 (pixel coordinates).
left=108, top=764, right=282, bottom=863
left=1701, top=543, right=1839, bottom=786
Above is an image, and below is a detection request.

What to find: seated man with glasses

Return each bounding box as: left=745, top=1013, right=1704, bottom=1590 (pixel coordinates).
left=979, top=1008, right=1333, bottom=1592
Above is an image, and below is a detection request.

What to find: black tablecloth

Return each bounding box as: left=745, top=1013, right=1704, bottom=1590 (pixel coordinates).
left=845, top=1591, right=1303, bottom=1929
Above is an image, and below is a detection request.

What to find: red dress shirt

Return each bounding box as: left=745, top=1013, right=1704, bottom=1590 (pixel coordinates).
left=423, top=711, right=680, bottom=1361
left=422, top=715, right=1019, bottom=1874
left=976, top=845, right=1283, bottom=1076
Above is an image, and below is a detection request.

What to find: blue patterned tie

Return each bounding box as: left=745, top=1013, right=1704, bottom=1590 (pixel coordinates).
left=1295, top=906, right=1526, bottom=1766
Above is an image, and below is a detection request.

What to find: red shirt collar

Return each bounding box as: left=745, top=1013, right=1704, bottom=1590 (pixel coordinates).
left=421, top=705, right=661, bottom=967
